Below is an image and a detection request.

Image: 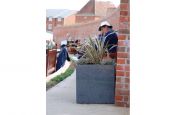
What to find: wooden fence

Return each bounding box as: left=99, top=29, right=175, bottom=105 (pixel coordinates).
left=46, top=49, right=57, bottom=76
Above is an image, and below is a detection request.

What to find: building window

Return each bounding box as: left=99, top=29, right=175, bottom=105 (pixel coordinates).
left=48, top=24, right=52, bottom=30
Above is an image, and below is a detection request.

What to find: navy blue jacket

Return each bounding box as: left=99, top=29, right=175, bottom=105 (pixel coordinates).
left=56, top=45, right=70, bottom=71
left=98, top=30, right=118, bottom=53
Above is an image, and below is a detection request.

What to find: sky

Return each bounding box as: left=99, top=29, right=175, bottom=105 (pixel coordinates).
left=46, top=0, right=120, bottom=10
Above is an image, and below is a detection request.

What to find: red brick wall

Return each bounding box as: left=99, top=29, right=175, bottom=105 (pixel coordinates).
left=64, top=14, right=76, bottom=26
left=53, top=8, right=120, bottom=47
left=75, top=15, right=98, bottom=24
left=115, top=0, right=130, bottom=107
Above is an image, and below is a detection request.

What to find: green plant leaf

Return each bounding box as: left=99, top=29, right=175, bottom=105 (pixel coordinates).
left=77, top=36, right=116, bottom=64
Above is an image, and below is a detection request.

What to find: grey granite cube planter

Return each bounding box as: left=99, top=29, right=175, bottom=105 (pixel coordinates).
left=76, top=64, right=115, bottom=104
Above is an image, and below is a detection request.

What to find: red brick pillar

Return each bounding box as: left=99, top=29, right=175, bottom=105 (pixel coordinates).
left=115, top=0, right=130, bottom=107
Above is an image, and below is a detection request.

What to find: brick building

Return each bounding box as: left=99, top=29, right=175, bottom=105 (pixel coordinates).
left=46, top=9, right=77, bottom=32
left=75, top=0, right=117, bottom=23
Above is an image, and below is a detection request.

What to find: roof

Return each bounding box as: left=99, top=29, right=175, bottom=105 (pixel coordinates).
left=46, top=9, right=77, bottom=18
left=76, top=0, right=116, bottom=17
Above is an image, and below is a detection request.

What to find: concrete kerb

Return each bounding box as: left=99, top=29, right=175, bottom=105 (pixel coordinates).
left=46, top=60, right=71, bottom=82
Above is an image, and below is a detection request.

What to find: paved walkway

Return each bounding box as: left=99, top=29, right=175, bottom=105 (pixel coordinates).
left=46, top=70, right=129, bottom=115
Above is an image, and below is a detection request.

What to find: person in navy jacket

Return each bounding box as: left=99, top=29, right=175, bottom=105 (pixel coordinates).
left=56, top=44, right=70, bottom=71
left=98, top=21, right=118, bottom=59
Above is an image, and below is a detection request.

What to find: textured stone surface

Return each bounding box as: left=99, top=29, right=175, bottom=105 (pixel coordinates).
left=76, top=65, right=115, bottom=104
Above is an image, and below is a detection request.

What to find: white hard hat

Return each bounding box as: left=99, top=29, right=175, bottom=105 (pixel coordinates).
left=98, top=21, right=112, bottom=31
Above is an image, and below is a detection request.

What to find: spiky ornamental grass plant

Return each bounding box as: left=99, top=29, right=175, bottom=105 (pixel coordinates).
left=77, top=36, right=117, bottom=65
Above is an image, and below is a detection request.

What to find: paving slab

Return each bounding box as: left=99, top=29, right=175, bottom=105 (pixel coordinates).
left=46, top=70, right=129, bottom=115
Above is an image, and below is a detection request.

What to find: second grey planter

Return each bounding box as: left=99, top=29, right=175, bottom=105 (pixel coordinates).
left=76, top=64, right=115, bottom=104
